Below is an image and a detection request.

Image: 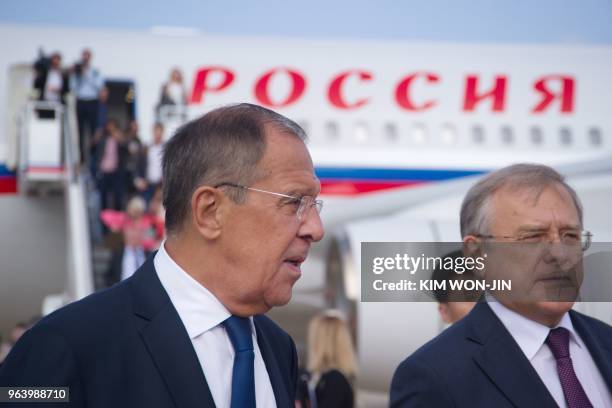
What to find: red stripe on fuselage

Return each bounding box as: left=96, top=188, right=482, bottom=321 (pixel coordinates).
left=320, top=180, right=425, bottom=195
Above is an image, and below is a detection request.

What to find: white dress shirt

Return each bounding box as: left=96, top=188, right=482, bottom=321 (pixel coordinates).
left=70, top=66, right=103, bottom=100
left=146, top=144, right=163, bottom=184
left=44, top=69, right=63, bottom=102
left=487, top=296, right=612, bottom=407
left=154, top=243, right=277, bottom=408
left=165, top=81, right=185, bottom=105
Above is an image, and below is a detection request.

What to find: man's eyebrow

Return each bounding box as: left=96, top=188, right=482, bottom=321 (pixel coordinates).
left=559, top=224, right=582, bottom=231
left=285, top=181, right=321, bottom=197
left=517, top=223, right=582, bottom=232
left=516, top=225, right=549, bottom=232
left=284, top=188, right=316, bottom=197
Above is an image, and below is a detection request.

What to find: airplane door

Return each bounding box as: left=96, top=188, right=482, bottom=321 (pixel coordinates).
left=103, top=79, right=135, bottom=129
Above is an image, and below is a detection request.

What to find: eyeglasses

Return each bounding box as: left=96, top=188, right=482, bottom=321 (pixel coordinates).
left=215, top=183, right=323, bottom=220
left=475, top=230, right=593, bottom=251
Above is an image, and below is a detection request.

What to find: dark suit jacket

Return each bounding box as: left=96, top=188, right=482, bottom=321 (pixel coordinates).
left=390, top=302, right=612, bottom=407
left=315, top=369, right=354, bottom=408
left=0, top=255, right=298, bottom=407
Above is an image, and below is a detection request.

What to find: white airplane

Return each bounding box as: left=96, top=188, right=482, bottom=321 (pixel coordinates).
left=1, top=24, right=611, bottom=402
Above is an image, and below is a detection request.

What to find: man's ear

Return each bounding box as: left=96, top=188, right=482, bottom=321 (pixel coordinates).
left=191, top=186, right=224, bottom=240
left=463, top=235, right=486, bottom=279
left=462, top=235, right=482, bottom=257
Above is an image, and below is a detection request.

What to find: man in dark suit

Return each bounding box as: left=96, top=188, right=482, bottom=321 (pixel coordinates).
left=33, top=51, right=70, bottom=104
left=390, top=164, right=612, bottom=407
left=0, top=103, right=325, bottom=407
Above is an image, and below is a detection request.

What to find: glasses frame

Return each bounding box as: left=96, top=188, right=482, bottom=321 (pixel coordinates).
left=474, top=230, right=593, bottom=251
left=215, top=182, right=323, bottom=220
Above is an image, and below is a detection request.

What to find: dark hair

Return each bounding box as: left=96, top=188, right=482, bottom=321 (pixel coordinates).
left=162, top=103, right=306, bottom=233
left=105, top=118, right=118, bottom=129
left=431, top=250, right=480, bottom=303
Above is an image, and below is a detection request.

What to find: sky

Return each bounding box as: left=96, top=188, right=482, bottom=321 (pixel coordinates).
left=1, top=0, right=612, bottom=44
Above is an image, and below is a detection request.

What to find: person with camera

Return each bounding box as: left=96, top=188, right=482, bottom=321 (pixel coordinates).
left=70, top=48, right=104, bottom=163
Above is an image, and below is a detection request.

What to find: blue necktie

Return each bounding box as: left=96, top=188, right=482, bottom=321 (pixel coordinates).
left=223, top=315, right=256, bottom=408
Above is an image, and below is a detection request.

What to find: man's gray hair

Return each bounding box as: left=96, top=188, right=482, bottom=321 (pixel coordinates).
left=162, top=103, right=307, bottom=233
left=460, top=163, right=583, bottom=237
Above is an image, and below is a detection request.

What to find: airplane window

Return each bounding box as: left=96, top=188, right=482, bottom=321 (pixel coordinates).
left=325, top=121, right=340, bottom=142
left=559, top=127, right=572, bottom=146
left=472, top=125, right=485, bottom=144
left=441, top=123, right=457, bottom=144
left=589, top=127, right=602, bottom=146
left=530, top=127, right=543, bottom=145
left=501, top=126, right=514, bottom=145
left=354, top=122, right=369, bottom=143
left=384, top=123, right=398, bottom=142
left=411, top=123, right=427, bottom=144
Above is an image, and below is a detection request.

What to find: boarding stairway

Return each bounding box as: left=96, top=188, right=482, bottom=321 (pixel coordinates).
left=0, top=94, right=96, bottom=335
left=20, top=97, right=95, bottom=308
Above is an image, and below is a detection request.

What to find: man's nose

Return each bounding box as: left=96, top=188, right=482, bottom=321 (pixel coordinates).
left=299, top=206, right=325, bottom=243
left=542, top=235, right=578, bottom=268
left=548, top=229, right=564, bottom=244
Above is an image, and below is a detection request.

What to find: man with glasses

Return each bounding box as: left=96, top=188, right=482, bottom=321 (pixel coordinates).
left=391, top=163, right=612, bottom=408
left=0, top=103, right=324, bottom=407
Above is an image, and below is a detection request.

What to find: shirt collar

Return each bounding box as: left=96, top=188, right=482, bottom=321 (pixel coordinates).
left=486, top=293, right=584, bottom=361
left=154, top=242, right=240, bottom=339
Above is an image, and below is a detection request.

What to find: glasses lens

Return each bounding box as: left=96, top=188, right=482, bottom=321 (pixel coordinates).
left=297, top=197, right=323, bottom=219
left=297, top=197, right=310, bottom=219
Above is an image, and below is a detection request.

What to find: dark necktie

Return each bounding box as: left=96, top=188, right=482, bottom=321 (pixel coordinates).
left=546, top=327, right=593, bottom=408
left=223, top=315, right=256, bottom=408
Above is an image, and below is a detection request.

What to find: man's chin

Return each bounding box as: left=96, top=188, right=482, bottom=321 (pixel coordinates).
left=500, top=299, right=574, bottom=327
left=535, top=301, right=574, bottom=317
left=264, top=290, right=294, bottom=310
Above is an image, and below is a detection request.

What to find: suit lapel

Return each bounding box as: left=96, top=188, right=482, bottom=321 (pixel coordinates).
left=130, top=256, right=216, bottom=408
left=467, top=302, right=558, bottom=408
left=570, top=310, right=612, bottom=392
left=255, top=319, right=291, bottom=408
